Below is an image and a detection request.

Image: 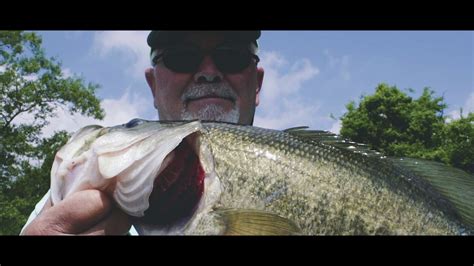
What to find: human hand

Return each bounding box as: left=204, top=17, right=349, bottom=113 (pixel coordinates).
left=21, top=189, right=131, bottom=235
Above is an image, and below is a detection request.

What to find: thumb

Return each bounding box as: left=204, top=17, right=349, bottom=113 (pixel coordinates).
left=39, top=190, right=113, bottom=234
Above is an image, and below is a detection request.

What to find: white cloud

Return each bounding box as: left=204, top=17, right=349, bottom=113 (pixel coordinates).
left=466, top=92, right=474, bottom=113
left=13, top=89, right=151, bottom=138
left=61, top=68, right=73, bottom=78
left=255, top=98, right=322, bottom=129
left=323, top=49, right=351, bottom=81
left=447, top=92, right=474, bottom=121
left=329, top=120, right=342, bottom=134
left=24, top=73, right=38, bottom=81
left=0, top=65, right=5, bottom=72
left=92, top=31, right=150, bottom=79
left=259, top=51, right=319, bottom=102
left=254, top=51, right=321, bottom=129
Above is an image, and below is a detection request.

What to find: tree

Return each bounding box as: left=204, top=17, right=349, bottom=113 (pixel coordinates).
left=439, top=112, right=474, bottom=173
left=0, top=31, right=104, bottom=234
left=339, top=83, right=473, bottom=174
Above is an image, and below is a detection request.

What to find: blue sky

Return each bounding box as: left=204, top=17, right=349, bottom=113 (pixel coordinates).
left=33, top=31, right=473, bottom=136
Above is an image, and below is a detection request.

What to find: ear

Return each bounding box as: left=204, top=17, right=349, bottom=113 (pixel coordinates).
left=145, top=68, right=158, bottom=109
left=255, top=67, right=264, bottom=106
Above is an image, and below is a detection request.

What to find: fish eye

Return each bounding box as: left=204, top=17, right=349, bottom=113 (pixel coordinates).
left=125, top=118, right=146, bottom=128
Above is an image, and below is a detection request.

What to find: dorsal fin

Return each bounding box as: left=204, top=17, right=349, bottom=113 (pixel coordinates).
left=284, top=127, right=385, bottom=159
left=388, top=157, right=474, bottom=230
left=284, top=126, right=474, bottom=231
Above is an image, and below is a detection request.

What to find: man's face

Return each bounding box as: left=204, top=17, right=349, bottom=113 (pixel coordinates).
left=145, top=32, right=264, bottom=125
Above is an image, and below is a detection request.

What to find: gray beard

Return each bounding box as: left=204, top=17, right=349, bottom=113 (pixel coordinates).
left=180, top=103, right=240, bottom=123
left=178, top=83, right=240, bottom=123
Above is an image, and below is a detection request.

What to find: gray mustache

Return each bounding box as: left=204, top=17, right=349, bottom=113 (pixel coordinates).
left=182, top=84, right=238, bottom=102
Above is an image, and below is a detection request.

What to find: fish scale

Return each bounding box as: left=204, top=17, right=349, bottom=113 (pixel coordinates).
left=50, top=119, right=474, bottom=235
left=198, top=122, right=471, bottom=234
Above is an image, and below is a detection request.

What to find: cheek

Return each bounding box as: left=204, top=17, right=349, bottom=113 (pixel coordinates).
left=155, top=72, right=190, bottom=104
left=227, top=72, right=258, bottom=105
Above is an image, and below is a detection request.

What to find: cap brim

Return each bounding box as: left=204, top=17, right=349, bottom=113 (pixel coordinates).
left=147, top=31, right=261, bottom=48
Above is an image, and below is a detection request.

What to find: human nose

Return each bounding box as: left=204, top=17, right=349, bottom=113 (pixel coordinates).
left=193, top=55, right=223, bottom=83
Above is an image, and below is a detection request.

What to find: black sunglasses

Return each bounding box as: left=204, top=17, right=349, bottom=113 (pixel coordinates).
left=152, top=45, right=260, bottom=73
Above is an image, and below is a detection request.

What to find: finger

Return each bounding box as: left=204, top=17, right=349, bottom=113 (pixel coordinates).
left=34, top=190, right=113, bottom=234
left=81, top=207, right=132, bottom=235
left=20, top=195, right=53, bottom=235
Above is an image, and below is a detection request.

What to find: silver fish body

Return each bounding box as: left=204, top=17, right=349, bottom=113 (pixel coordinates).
left=50, top=119, right=474, bottom=235
left=194, top=122, right=473, bottom=235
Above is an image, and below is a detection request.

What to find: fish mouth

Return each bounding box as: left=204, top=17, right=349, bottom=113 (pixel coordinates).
left=133, top=132, right=206, bottom=227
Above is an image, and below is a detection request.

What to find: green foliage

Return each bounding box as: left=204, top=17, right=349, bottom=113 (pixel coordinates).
left=440, top=112, right=474, bottom=173
left=0, top=31, right=104, bottom=234
left=340, top=83, right=473, bottom=174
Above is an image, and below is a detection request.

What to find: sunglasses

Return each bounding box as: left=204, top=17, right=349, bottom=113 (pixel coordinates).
left=152, top=45, right=260, bottom=73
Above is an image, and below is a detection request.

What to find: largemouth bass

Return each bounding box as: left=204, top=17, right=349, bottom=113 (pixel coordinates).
left=50, top=118, right=474, bottom=235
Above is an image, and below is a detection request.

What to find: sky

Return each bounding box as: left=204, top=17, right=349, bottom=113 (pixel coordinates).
left=26, top=31, right=474, bottom=136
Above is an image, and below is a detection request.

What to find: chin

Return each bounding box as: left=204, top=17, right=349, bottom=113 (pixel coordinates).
left=181, top=105, right=240, bottom=124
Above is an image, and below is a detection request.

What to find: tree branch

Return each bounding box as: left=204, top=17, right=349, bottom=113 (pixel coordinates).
left=3, top=104, right=37, bottom=129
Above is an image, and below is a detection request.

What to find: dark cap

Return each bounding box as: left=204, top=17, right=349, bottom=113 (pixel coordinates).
left=147, top=30, right=261, bottom=49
